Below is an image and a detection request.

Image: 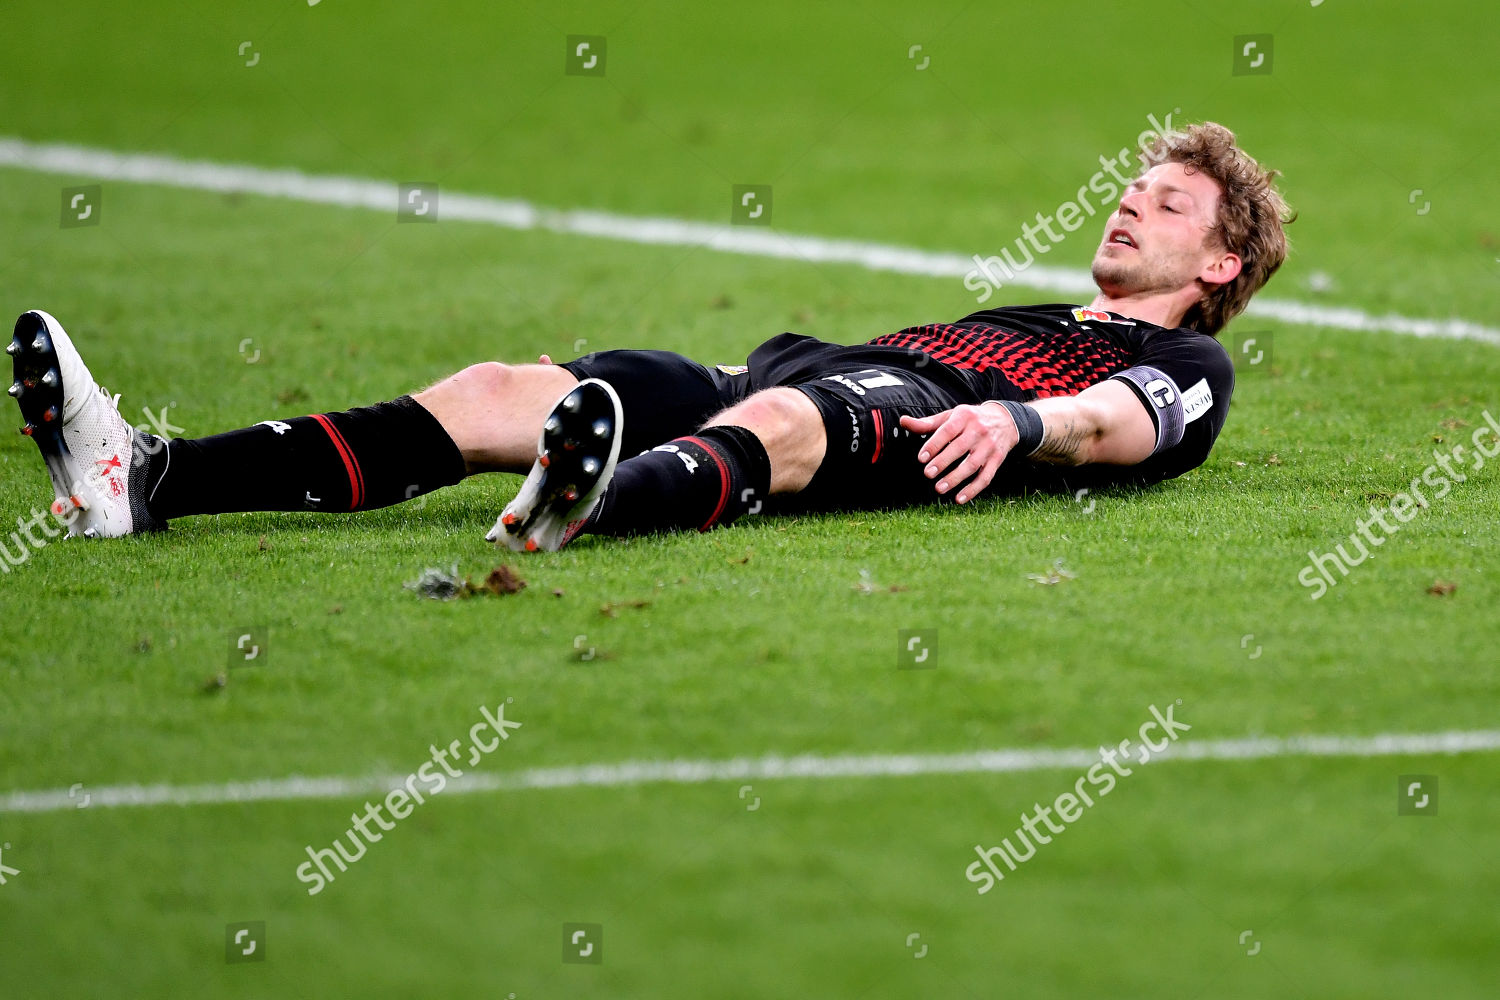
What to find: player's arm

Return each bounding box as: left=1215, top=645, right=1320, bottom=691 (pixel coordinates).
left=897, top=377, right=1167, bottom=503
left=1025, top=380, right=1156, bottom=465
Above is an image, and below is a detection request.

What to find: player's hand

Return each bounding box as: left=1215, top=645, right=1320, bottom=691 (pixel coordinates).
left=536, top=354, right=553, bottom=365
left=899, top=403, right=1019, bottom=504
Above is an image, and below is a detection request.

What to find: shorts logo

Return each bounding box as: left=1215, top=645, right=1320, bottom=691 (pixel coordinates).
left=1145, top=378, right=1175, bottom=408
left=823, top=374, right=866, bottom=396
left=822, top=370, right=906, bottom=398
left=845, top=404, right=860, bottom=453
left=715, top=364, right=749, bottom=376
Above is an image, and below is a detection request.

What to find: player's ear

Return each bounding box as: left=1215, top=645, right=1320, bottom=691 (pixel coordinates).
left=1199, top=251, right=1241, bottom=288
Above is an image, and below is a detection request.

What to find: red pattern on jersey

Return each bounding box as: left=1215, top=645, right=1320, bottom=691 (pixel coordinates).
left=868, top=322, right=1132, bottom=398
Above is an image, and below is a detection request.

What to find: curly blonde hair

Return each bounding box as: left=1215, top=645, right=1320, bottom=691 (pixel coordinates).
left=1141, top=122, right=1294, bottom=336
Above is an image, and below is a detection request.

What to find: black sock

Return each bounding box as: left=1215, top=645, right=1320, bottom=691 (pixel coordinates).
left=587, top=425, right=772, bottom=537
left=144, top=396, right=467, bottom=520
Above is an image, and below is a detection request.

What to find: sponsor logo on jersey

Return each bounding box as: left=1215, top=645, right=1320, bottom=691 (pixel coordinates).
left=1072, top=307, right=1134, bottom=326
left=715, top=364, right=749, bottom=376
left=1180, top=378, right=1214, bottom=423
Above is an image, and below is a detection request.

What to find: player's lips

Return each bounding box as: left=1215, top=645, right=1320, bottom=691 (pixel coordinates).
left=1106, top=227, right=1138, bottom=250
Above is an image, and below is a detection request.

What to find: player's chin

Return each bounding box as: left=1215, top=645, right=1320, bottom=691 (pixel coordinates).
left=1093, top=259, right=1161, bottom=298
left=1090, top=257, right=1132, bottom=287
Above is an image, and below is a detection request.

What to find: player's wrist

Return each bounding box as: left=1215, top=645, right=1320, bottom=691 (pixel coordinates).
left=983, top=400, right=1043, bottom=456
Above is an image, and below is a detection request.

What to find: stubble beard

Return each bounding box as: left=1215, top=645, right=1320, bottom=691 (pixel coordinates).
left=1091, top=249, right=1186, bottom=299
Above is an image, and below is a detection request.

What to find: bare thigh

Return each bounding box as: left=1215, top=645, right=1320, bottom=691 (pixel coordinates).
left=703, top=387, right=826, bottom=494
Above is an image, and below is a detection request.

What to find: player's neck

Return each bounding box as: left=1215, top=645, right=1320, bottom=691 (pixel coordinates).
left=1086, top=290, right=1193, bottom=330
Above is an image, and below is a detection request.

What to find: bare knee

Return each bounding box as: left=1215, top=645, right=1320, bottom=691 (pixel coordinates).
left=705, top=388, right=825, bottom=493
left=419, top=360, right=575, bottom=413
left=414, top=360, right=577, bottom=473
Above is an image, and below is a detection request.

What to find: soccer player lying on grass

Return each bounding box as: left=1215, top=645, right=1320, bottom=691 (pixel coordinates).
left=10, top=122, right=1291, bottom=550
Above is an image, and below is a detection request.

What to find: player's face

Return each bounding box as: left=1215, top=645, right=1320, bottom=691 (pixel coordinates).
left=1091, top=162, right=1225, bottom=298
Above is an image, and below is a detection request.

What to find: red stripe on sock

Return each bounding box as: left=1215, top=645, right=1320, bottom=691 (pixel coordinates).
left=682, top=436, right=731, bottom=532
left=331, top=421, right=366, bottom=509
left=311, top=413, right=364, bottom=510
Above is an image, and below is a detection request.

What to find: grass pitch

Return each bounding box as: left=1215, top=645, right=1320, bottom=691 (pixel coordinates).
left=1, top=1, right=1498, bottom=997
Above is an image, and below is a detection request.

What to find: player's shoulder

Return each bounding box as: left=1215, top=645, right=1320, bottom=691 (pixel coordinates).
left=1110, top=318, right=1236, bottom=429
left=1134, top=320, right=1235, bottom=377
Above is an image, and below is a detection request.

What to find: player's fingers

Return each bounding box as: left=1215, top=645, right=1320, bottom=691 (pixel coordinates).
left=935, top=452, right=985, bottom=496
left=901, top=411, right=948, bottom=436
left=915, top=413, right=965, bottom=465
left=536, top=354, right=553, bottom=365
left=954, top=456, right=1000, bottom=504
left=928, top=430, right=979, bottom=486
left=955, top=423, right=1017, bottom=502
left=938, top=429, right=1006, bottom=500
left=925, top=433, right=969, bottom=481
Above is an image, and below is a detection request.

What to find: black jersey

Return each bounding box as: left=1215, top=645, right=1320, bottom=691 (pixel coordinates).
left=866, top=303, right=1236, bottom=487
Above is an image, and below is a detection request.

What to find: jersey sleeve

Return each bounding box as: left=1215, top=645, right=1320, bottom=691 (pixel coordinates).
left=1099, top=329, right=1236, bottom=487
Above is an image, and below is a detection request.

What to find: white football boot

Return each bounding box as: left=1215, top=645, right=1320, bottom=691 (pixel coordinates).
left=8, top=310, right=164, bottom=537
left=487, top=378, right=622, bottom=552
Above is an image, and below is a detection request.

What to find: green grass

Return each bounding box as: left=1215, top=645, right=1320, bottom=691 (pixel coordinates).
left=2, top=0, right=1498, bottom=996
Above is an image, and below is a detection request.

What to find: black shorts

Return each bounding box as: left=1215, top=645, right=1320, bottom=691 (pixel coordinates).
left=561, top=334, right=1024, bottom=510
left=745, top=334, right=999, bottom=509
left=559, top=349, right=754, bottom=459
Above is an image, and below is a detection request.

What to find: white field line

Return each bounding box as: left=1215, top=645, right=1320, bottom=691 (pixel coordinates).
left=3, top=728, right=1497, bottom=815
left=3, top=136, right=1498, bottom=347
